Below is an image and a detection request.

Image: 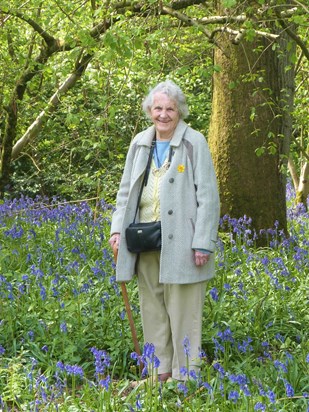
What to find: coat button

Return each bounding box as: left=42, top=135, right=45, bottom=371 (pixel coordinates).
left=168, top=210, right=173, bottom=215
left=168, top=234, right=173, bottom=239
left=169, top=178, right=174, bottom=183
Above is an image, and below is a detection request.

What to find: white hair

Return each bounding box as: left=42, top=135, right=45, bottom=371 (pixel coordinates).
left=142, top=80, right=189, bottom=119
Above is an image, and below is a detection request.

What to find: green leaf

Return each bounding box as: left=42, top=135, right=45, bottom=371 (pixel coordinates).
left=228, top=81, right=237, bottom=90
left=223, top=0, right=237, bottom=7
left=255, top=147, right=265, bottom=156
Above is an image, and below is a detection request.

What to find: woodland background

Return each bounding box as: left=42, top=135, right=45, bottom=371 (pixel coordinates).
left=0, top=0, right=308, bottom=232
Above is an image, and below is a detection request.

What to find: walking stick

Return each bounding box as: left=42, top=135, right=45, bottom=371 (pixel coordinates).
left=112, top=245, right=141, bottom=359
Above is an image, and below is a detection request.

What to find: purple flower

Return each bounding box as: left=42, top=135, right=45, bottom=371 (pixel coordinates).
left=267, top=390, right=276, bottom=403
left=183, top=336, right=191, bottom=357
left=135, top=394, right=142, bottom=410
left=60, top=322, right=67, bottom=333
left=180, top=366, right=188, bottom=377
left=274, top=360, right=288, bottom=373
left=283, top=379, right=294, bottom=397
left=56, top=361, right=65, bottom=371
left=237, top=337, right=253, bottom=353
left=90, top=347, right=111, bottom=377
left=177, top=382, right=188, bottom=395
left=213, top=338, right=225, bottom=354
left=213, top=362, right=225, bottom=378
left=228, top=374, right=248, bottom=386
left=275, top=333, right=285, bottom=343
left=189, top=370, right=198, bottom=381
left=202, top=382, right=213, bottom=393
left=254, top=402, right=266, bottom=411
left=228, top=390, right=239, bottom=403
left=65, top=364, right=84, bottom=377
left=0, top=345, right=5, bottom=355
left=56, top=361, right=84, bottom=378
left=217, top=327, right=234, bottom=343
left=131, top=342, right=160, bottom=377
left=209, top=287, right=219, bottom=302
left=99, top=375, right=111, bottom=390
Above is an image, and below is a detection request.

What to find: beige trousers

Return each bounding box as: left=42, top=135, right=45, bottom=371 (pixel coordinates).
left=137, top=251, right=207, bottom=380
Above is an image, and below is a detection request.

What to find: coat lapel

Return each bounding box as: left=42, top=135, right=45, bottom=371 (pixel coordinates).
left=170, top=120, right=188, bottom=147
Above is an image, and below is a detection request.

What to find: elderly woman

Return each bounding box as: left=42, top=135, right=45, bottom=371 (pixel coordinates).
left=109, top=80, right=220, bottom=382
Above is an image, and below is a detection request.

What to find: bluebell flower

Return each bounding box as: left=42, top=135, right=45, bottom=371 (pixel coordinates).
left=274, top=360, right=288, bottom=373
left=275, top=333, right=285, bottom=343
left=202, top=382, right=213, bottom=393
left=189, top=370, right=198, bottom=381
left=0, top=345, right=5, bottom=355
left=254, top=402, right=266, bottom=411
left=242, top=385, right=251, bottom=396
left=228, top=374, right=248, bottom=386
left=213, top=362, right=225, bottom=378
left=180, top=366, right=188, bottom=377
left=119, top=309, right=126, bottom=320
left=228, top=390, right=239, bottom=403
left=39, top=284, right=47, bottom=300
left=41, top=345, right=48, bottom=352
left=90, top=347, right=111, bottom=377
left=213, top=338, right=225, bottom=354
left=177, top=382, right=188, bottom=395
left=283, top=379, right=294, bottom=397
left=136, top=394, right=142, bottom=410
left=209, top=287, right=219, bottom=301
left=306, top=353, right=309, bottom=363
left=237, top=337, right=253, bottom=353
left=99, top=375, right=111, bottom=390
left=183, top=336, right=191, bottom=357
left=131, top=343, right=160, bottom=377
left=56, top=361, right=65, bottom=371
left=65, top=364, right=84, bottom=377
left=217, top=327, right=234, bottom=343
left=60, top=322, right=67, bottom=333
left=267, top=389, right=276, bottom=403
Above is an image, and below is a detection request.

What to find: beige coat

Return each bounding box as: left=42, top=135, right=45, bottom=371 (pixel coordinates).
left=110, top=120, right=220, bottom=284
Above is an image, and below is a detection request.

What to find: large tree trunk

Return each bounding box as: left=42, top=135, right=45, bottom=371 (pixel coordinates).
left=208, top=30, right=295, bottom=239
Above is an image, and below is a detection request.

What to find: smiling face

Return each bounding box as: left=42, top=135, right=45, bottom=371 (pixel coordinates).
left=149, top=92, right=180, bottom=140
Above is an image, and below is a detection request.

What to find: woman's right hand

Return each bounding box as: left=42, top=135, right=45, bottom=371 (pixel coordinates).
left=109, top=233, right=120, bottom=250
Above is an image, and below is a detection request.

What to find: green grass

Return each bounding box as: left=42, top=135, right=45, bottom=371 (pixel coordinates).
left=0, top=187, right=308, bottom=411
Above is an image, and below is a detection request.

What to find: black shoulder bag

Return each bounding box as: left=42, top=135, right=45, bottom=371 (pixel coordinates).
left=125, top=138, right=163, bottom=253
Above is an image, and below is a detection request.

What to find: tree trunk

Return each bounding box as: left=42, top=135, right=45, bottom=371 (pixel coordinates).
left=208, top=30, right=295, bottom=239
left=296, top=159, right=309, bottom=208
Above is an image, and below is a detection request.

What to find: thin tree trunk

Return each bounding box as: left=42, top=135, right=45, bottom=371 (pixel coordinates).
left=288, top=155, right=299, bottom=190
left=11, top=53, right=92, bottom=160
left=296, top=160, right=309, bottom=207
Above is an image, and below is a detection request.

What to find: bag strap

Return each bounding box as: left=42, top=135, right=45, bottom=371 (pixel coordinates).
left=132, top=137, right=156, bottom=223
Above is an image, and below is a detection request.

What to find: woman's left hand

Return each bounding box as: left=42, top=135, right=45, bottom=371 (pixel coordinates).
left=194, top=250, right=210, bottom=266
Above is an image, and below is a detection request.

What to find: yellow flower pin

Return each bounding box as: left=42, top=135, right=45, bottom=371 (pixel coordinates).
left=177, top=164, right=185, bottom=173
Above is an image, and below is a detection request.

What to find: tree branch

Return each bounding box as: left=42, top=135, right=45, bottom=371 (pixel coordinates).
left=291, top=0, right=309, bottom=14
left=3, top=10, right=56, bottom=47
left=275, top=12, right=309, bottom=60
left=11, top=53, right=93, bottom=160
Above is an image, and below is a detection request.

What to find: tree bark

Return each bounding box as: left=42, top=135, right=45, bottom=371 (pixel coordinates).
left=11, top=53, right=93, bottom=160
left=208, top=31, right=295, bottom=238
left=296, top=158, right=309, bottom=207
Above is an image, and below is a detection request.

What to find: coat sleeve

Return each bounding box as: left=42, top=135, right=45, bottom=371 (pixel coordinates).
left=191, top=133, right=220, bottom=252
left=110, top=141, right=138, bottom=235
